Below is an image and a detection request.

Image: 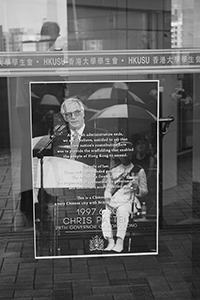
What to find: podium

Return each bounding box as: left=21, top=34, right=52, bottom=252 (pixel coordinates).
left=32, top=156, right=97, bottom=257
left=33, top=156, right=96, bottom=190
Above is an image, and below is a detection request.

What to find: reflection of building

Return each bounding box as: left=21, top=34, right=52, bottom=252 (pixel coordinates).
left=9, top=28, right=23, bottom=51
left=172, top=0, right=200, bottom=47
left=67, top=0, right=171, bottom=50
left=171, top=6, right=183, bottom=48
left=21, top=35, right=38, bottom=52
left=0, top=26, right=5, bottom=51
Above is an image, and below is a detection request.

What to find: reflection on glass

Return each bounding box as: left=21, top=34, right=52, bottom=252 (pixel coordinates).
left=0, top=0, right=67, bottom=52
left=67, top=1, right=171, bottom=50
left=171, top=0, right=200, bottom=48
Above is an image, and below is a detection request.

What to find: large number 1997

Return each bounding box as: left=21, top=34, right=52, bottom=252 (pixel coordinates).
left=76, top=208, right=103, bottom=215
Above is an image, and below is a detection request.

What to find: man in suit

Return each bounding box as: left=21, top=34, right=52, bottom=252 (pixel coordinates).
left=53, top=97, right=110, bottom=168
left=35, top=97, right=107, bottom=229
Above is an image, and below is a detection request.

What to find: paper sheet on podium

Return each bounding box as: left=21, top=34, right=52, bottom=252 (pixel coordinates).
left=33, top=156, right=96, bottom=189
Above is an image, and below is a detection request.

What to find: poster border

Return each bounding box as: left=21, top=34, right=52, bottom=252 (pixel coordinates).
left=29, top=79, right=160, bottom=259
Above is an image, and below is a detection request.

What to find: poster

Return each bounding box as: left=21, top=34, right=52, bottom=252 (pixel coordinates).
left=30, top=80, right=159, bottom=258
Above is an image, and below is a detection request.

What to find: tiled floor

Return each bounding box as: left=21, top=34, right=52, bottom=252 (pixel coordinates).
left=0, top=149, right=200, bottom=299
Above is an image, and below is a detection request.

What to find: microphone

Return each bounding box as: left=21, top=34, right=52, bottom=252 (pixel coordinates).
left=37, top=124, right=66, bottom=157
left=51, top=124, right=66, bottom=137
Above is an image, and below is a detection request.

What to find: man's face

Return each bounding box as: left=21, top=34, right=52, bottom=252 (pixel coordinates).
left=63, top=102, right=84, bottom=130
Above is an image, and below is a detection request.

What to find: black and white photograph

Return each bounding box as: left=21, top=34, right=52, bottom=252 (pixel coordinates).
left=30, top=80, right=159, bottom=258
left=1, top=1, right=200, bottom=299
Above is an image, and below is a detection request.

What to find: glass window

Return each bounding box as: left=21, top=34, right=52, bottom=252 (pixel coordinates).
left=0, top=0, right=200, bottom=250
left=67, top=1, right=171, bottom=50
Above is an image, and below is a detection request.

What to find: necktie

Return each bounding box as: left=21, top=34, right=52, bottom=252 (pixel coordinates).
left=70, top=131, right=79, bottom=160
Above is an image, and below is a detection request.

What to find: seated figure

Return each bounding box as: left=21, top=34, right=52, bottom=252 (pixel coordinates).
left=101, top=142, right=148, bottom=253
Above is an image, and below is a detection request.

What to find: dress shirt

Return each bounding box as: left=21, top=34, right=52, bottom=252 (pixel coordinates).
left=70, top=124, right=85, bottom=144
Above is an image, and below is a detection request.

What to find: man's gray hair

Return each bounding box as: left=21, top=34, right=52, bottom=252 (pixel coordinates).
left=60, top=97, right=84, bottom=115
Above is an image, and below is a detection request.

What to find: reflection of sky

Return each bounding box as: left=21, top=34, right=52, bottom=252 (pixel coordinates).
left=0, top=0, right=67, bottom=37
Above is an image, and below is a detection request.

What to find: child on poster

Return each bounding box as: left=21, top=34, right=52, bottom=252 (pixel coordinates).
left=101, top=142, right=148, bottom=253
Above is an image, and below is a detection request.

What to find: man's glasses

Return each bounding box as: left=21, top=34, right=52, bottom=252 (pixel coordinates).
left=63, top=110, right=82, bottom=119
